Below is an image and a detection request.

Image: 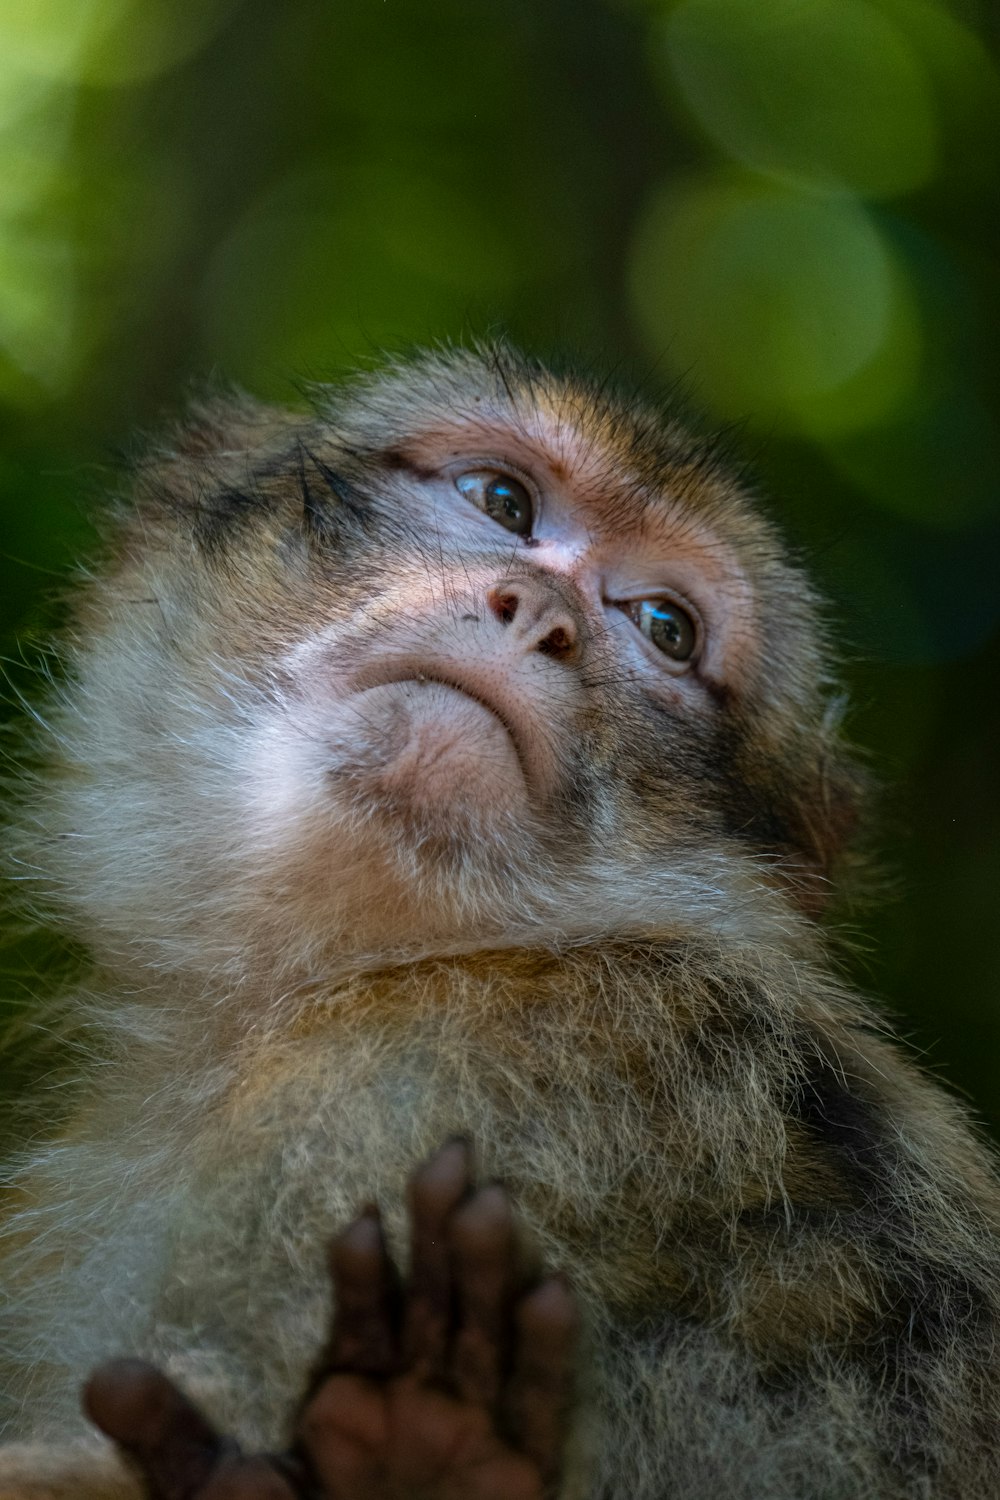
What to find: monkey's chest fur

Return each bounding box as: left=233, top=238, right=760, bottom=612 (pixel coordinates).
left=8, top=940, right=998, bottom=1499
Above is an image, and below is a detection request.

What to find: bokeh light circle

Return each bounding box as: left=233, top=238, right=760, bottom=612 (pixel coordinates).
left=629, top=175, right=920, bottom=435
left=200, top=162, right=525, bottom=384
left=659, top=0, right=938, bottom=197
left=3, top=0, right=238, bottom=86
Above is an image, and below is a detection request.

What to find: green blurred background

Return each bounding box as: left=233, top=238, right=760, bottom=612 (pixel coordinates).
left=1, top=0, right=998, bottom=1129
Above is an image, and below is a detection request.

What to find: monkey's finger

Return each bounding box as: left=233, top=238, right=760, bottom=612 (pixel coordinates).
left=506, top=1278, right=579, bottom=1488
left=320, top=1207, right=402, bottom=1380
left=192, top=1455, right=299, bottom=1500
left=402, top=1138, right=473, bottom=1376
left=82, top=1359, right=232, bottom=1500
left=448, top=1183, right=519, bottom=1409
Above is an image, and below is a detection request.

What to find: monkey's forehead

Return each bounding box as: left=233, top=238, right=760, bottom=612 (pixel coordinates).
left=316, top=343, right=769, bottom=542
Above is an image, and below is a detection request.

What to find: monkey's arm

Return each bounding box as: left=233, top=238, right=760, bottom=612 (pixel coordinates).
left=83, top=1142, right=578, bottom=1500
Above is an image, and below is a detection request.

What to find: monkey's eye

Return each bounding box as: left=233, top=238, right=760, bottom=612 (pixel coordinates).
left=455, top=470, right=533, bottom=536
left=625, top=598, right=699, bottom=663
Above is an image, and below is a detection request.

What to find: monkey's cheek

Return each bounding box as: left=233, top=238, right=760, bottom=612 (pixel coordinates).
left=332, top=681, right=528, bottom=820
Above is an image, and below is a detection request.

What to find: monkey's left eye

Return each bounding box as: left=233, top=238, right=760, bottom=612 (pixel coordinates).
left=623, top=598, right=700, bottom=664
left=455, top=470, right=533, bottom=536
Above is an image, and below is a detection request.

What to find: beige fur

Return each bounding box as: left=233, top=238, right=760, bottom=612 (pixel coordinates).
left=2, top=345, right=999, bottom=1497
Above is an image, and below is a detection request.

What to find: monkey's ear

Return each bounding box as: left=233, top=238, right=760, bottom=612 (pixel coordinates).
left=783, top=741, right=870, bottom=918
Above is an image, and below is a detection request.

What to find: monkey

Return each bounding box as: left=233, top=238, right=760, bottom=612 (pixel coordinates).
left=2, top=341, right=1000, bottom=1500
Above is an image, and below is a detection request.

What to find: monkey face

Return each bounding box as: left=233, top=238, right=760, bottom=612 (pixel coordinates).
left=218, top=424, right=762, bottom=952
left=42, top=347, right=859, bottom=973
left=253, top=454, right=721, bottom=846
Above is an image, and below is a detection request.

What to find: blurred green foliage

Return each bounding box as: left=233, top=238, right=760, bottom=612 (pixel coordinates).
left=1, top=0, right=998, bottom=1127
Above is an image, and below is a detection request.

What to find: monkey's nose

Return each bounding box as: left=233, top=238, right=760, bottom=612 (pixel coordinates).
left=486, top=580, right=579, bottom=661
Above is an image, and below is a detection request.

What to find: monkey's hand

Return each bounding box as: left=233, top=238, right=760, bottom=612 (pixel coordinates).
left=83, top=1141, right=578, bottom=1500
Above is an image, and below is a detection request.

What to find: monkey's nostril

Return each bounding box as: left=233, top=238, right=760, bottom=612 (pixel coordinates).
left=488, top=590, right=519, bottom=626
left=537, top=626, right=573, bottom=658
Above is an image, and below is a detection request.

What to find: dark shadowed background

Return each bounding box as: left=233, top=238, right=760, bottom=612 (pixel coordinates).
left=1, top=1, right=999, bottom=1131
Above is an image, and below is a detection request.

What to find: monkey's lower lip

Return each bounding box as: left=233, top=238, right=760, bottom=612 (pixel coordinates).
left=344, top=675, right=530, bottom=798
left=345, top=667, right=530, bottom=788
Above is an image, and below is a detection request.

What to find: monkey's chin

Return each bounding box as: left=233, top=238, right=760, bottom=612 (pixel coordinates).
left=332, top=679, right=528, bottom=829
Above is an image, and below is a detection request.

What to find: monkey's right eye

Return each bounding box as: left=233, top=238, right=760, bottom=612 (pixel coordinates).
left=455, top=470, right=533, bottom=537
